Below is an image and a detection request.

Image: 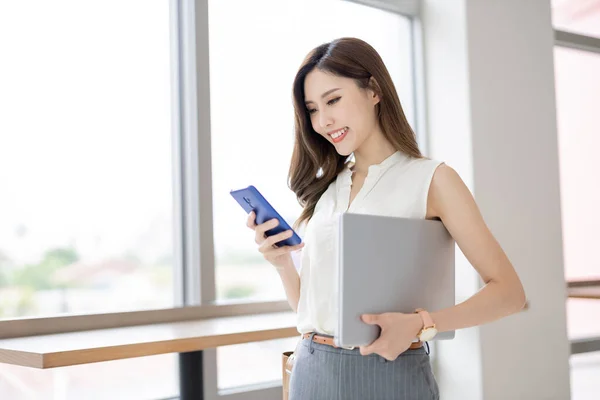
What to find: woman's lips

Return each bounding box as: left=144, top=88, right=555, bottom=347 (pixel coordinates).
left=330, top=127, right=349, bottom=143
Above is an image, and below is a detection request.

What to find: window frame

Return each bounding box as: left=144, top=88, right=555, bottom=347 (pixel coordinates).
left=553, top=29, right=600, bottom=357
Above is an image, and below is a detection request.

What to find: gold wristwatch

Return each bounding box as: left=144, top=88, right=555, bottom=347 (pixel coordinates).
left=415, top=308, right=438, bottom=341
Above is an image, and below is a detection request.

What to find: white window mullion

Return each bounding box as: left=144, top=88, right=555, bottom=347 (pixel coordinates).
left=181, top=0, right=216, bottom=306
left=170, top=0, right=186, bottom=308
left=185, top=1, right=220, bottom=399
left=409, top=15, right=429, bottom=155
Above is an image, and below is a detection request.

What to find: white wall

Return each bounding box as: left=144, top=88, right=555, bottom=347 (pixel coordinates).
left=422, top=1, right=572, bottom=399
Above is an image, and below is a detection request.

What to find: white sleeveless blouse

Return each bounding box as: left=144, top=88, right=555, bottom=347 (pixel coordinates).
left=295, top=150, right=444, bottom=335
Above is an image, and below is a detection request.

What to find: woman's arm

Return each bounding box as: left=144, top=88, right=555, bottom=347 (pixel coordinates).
left=277, top=257, right=301, bottom=313
left=426, top=164, right=526, bottom=332
left=360, top=164, right=526, bottom=360
left=246, top=211, right=303, bottom=312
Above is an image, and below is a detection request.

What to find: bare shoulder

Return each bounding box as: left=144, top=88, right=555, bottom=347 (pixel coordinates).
left=426, top=163, right=473, bottom=220
left=430, top=163, right=463, bottom=188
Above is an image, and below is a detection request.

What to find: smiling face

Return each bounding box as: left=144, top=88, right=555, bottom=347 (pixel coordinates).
left=303, top=69, right=381, bottom=156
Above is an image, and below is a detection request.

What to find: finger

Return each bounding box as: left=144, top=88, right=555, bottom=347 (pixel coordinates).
left=246, top=211, right=257, bottom=229
left=359, top=344, right=376, bottom=356
left=282, top=243, right=305, bottom=254
left=361, top=314, right=380, bottom=325
left=266, top=243, right=305, bottom=257
left=255, top=218, right=278, bottom=244
left=359, top=334, right=387, bottom=357
left=260, top=230, right=294, bottom=251
left=265, top=229, right=294, bottom=247
left=254, top=218, right=279, bottom=244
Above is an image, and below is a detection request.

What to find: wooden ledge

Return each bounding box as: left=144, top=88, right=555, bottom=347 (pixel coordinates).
left=568, top=286, right=600, bottom=300
left=0, top=311, right=297, bottom=369
left=0, top=295, right=544, bottom=371
left=567, top=279, right=600, bottom=300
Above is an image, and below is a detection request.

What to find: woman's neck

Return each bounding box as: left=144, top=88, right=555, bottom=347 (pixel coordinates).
left=351, top=130, right=396, bottom=175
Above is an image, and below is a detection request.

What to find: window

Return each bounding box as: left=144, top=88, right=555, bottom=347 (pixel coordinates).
left=209, top=0, right=414, bottom=304
left=554, top=47, right=600, bottom=284
left=552, top=0, right=600, bottom=39
left=554, top=47, right=600, bottom=339
left=0, top=354, right=178, bottom=400
left=208, top=0, right=415, bottom=390
left=552, top=5, right=600, bottom=396
left=0, top=1, right=179, bottom=398
left=0, top=0, right=422, bottom=397
left=217, top=337, right=299, bottom=390
left=570, top=352, right=600, bottom=400
left=0, top=0, right=177, bottom=319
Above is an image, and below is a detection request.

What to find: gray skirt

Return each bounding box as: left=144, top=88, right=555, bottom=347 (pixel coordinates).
left=289, top=334, right=439, bottom=400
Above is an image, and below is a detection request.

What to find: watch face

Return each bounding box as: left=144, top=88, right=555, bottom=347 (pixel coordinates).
left=420, top=328, right=438, bottom=341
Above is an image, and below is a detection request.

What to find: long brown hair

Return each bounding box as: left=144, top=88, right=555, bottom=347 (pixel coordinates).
left=289, top=37, right=422, bottom=228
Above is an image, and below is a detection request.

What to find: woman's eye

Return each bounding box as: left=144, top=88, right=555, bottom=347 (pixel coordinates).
left=307, top=97, right=340, bottom=115
left=327, top=97, right=341, bottom=105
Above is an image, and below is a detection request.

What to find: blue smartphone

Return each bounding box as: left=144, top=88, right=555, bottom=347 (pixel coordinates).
left=230, top=185, right=302, bottom=247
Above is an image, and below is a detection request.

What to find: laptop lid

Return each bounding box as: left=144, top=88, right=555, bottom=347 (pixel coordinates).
left=335, top=213, right=456, bottom=348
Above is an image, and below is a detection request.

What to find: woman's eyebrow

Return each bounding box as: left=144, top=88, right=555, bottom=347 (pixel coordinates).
left=305, top=88, right=341, bottom=105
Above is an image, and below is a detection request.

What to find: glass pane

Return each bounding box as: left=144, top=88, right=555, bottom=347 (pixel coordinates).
left=554, top=47, right=600, bottom=282
left=0, top=0, right=177, bottom=318
left=0, top=354, right=178, bottom=399
left=552, top=0, right=600, bottom=39
left=566, top=298, right=600, bottom=339
left=570, top=351, right=600, bottom=400
left=209, top=0, right=414, bottom=304
left=217, top=336, right=299, bottom=391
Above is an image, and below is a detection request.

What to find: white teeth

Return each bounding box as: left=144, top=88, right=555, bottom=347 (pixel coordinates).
left=331, top=127, right=348, bottom=139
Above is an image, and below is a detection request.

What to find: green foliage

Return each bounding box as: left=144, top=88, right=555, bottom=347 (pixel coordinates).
left=12, top=247, right=80, bottom=290
left=0, top=250, right=12, bottom=288
left=42, top=248, right=79, bottom=267
left=0, top=270, right=8, bottom=288
left=16, top=287, right=36, bottom=315
left=224, top=285, right=256, bottom=299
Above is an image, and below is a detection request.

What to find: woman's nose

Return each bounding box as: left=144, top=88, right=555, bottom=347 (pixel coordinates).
left=319, top=111, right=333, bottom=130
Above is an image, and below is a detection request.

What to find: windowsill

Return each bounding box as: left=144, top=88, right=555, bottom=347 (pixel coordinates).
left=0, top=295, right=537, bottom=371
left=0, top=311, right=297, bottom=369
left=567, top=279, right=600, bottom=299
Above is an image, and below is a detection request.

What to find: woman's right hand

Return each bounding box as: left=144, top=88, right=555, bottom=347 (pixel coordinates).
left=247, top=211, right=304, bottom=270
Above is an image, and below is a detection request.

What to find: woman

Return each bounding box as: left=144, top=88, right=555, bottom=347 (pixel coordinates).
left=246, top=37, right=526, bottom=399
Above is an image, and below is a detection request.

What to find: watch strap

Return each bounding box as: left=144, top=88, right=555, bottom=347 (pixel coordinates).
left=415, top=308, right=435, bottom=329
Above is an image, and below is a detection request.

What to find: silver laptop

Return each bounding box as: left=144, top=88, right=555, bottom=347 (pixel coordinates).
left=335, top=213, right=456, bottom=348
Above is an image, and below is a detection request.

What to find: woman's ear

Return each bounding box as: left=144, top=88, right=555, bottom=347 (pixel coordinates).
left=368, top=76, right=382, bottom=105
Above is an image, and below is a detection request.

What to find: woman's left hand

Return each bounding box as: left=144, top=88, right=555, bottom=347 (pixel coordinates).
left=359, top=312, right=423, bottom=361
